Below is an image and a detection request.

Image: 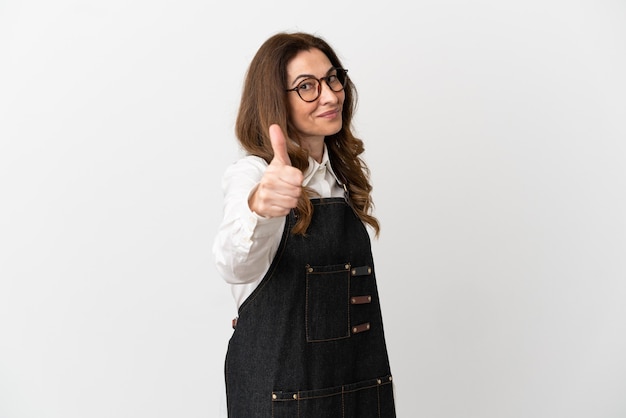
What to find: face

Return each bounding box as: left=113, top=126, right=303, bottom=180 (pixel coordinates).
left=286, top=48, right=345, bottom=145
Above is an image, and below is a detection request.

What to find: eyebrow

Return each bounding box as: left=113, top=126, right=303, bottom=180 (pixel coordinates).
left=290, top=67, right=337, bottom=87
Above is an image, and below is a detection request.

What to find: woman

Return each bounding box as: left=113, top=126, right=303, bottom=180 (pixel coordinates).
left=213, top=31, right=396, bottom=417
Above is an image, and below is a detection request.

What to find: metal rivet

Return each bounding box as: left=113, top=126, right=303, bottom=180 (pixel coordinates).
left=307, top=267, right=313, bottom=273
left=389, top=376, right=393, bottom=382
left=351, top=269, right=356, bottom=275
left=351, top=298, right=356, bottom=304
left=272, top=393, right=277, bottom=400
left=368, top=267, right=372, bottom=274
left=366, top=324, right=370, bottom=330
left=367, top=296, right=372, bottom=302
left=377, top=379, right=382, bottom=384
left=345, top=264, right=350, bottom=270
left=293, top=394, right=298, bottom=400
left=352, top=327, right=357, bottom=333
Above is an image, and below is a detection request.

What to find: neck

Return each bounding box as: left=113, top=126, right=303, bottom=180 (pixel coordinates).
left=300, top=137, right=325, bottom=163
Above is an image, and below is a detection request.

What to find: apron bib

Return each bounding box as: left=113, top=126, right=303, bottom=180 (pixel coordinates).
left=225, top=198, right=395, bottom=417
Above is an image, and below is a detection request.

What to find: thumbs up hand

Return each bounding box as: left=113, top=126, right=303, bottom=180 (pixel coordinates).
left=248, top=124, right=304, bottom=218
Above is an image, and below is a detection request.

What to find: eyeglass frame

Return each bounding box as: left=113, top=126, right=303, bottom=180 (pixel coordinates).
left=285, top=68, right=349, bottom=102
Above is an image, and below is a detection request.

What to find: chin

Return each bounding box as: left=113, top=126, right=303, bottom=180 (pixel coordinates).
left=323, top=121, right=343, bottom=136
left=298, top=121, right=342, bottom=140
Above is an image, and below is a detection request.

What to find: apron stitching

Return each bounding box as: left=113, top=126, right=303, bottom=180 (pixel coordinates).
left=377, top=383, right=381, bottom=418
left=346, top=274, right=351, bottom=338
left=305, top=266, right=310, bottom=342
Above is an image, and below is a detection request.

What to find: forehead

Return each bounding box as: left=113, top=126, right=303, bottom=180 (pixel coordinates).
left=286, top=48, right=333, bottom=80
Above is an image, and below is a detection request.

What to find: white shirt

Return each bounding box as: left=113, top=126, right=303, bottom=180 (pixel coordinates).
left=212, top=145, right=345, bottom=308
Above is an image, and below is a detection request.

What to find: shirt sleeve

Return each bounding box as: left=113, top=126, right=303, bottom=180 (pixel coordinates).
left=212, top=156, right=286, bottom=285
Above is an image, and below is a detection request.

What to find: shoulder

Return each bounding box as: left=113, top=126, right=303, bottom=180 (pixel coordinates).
left=230, top=155, right=268, bottom=170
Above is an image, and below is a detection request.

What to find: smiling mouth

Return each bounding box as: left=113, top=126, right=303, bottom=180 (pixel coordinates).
left=318, top=109, right=340, bottom=118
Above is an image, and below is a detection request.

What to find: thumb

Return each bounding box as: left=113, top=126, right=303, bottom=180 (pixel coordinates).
left=269, top=124, right=291, bottom=166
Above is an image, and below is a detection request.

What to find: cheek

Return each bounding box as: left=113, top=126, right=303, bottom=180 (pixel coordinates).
left=290, top=111, right=309, bottom=135
left=338, top=91, right=346, bottom=106
left=287, top=98, right=304, bottom=121
left=289, top=102, right=314, bottom=125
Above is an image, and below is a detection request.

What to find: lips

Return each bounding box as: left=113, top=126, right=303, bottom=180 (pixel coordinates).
left=317, top=108, right=341, bottom=118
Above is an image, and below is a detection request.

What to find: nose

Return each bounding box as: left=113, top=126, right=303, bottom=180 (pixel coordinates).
left=318, top=80, right=340, bottom=104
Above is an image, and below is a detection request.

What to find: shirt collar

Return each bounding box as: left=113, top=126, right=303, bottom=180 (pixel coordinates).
left=302, top=144, right=343, bottom=187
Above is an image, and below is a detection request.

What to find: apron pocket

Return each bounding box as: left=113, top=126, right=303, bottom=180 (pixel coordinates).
left=305, top=263, right=351, bottom=342
left=271, top=375, right=394, bottom=418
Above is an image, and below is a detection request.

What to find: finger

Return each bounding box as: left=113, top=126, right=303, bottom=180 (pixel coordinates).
left=269, top=124, right=291, bottom=166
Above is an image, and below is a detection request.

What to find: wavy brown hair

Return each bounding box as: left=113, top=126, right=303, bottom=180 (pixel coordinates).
left=235, top=32, right=380, bottom=236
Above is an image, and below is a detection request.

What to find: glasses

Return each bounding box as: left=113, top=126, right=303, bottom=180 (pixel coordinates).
left=286, top=68, right=349, bottom=102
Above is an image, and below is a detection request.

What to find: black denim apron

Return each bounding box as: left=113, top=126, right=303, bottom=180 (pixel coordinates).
left=225, top=198, right=396, bottom=417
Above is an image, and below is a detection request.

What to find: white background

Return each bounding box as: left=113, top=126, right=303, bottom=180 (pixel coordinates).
left=1, top=1, right=625, bottom=417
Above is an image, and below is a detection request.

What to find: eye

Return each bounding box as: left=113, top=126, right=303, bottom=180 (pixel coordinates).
left=326, top=74, right=339, bottom=85
left=297, top=79, right=317, bottom=91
